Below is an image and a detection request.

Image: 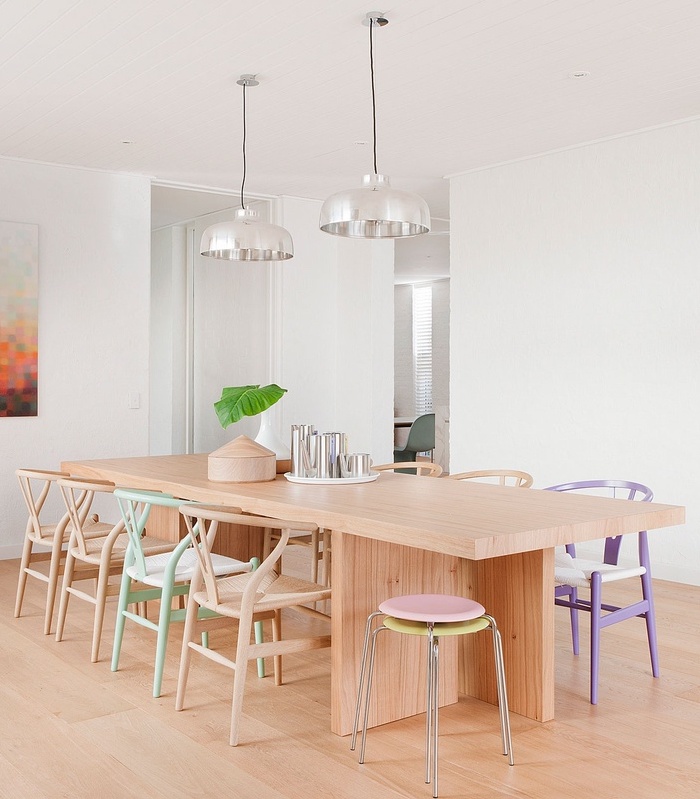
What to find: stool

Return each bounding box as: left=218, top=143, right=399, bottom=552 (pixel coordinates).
left=352, top=594, right=514, bottom=798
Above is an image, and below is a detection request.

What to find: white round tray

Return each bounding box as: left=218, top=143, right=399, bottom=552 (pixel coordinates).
left=284, top=472, right=379, bottom=485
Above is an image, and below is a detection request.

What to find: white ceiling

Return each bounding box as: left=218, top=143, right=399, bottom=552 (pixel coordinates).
left=3, top=0, right=700, bottom=225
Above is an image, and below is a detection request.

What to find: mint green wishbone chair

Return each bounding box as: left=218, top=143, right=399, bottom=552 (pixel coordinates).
left=110, top=488, right=262, bottom=698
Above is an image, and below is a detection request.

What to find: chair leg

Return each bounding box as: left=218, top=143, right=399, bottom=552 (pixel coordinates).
left=91, top=562, right=112, bottom=663
left=152, top=581, right=176, bottom=698
left=254, top=619, right=265, bottom=678
left=44, top=534, right=65, bottom=635
left=310, top=528, right=319, bottom=583
left=111, top=569, right=133, bottom=673
left=247, top=558, right=265, bottom=679
left=262, top=528, right=272, bottom=560
left=272, top=610, right=282, bottom=686
left=351, top=611, right=384, bottom=752
left=322, top=528, right=332, bottom=587
left=175, top=592, right=199, bottom=711
left=569, top=587, right=580, bottom=656
left=229, top=613, right=255, bottom=746
left=55, top=551, right=76, bottom=643
left=641, top=570, right=660, bottom=677
left=14, top=536, right=33, bottom=618
left=590, top=572, right=603, bottom=705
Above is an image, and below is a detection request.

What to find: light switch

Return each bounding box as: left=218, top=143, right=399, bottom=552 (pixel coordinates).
left=128, top=392, right=140, bottom=409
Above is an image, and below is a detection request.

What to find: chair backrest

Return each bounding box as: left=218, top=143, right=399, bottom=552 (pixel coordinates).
left=16, top=468, right=71, bottom=542
left=113, top=488, right=194, bottom=580
left=449, top=469, right=533, bottom=488
left=404, top=413, right=436, bottom=453
left=179, top=504, right=317, bottom=609
left=544, top=480, right=653, bottom=565
left=57, top=478, right=121, bottom=555
left=374, top=462, right=443, bottom=477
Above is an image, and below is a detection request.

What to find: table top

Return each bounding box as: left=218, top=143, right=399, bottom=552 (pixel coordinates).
left=62, top=454, right=685, bottom=561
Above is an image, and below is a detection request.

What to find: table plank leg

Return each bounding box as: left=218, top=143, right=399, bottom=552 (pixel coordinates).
left=331, top=531, right=460, bottom=736
left=457, top=548, right=555, bottom=722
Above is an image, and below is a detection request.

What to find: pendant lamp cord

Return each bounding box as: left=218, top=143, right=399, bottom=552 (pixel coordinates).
left=369, top=18, right=378, bottom=175
left=240, top=81, right=247, bottom=210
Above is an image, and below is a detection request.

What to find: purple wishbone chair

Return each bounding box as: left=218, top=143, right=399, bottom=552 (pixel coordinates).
left=544, top=479, right=658, bottom=704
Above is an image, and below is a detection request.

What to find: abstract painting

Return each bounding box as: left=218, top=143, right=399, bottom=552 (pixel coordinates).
left=0, top=221, right=39, bottom=417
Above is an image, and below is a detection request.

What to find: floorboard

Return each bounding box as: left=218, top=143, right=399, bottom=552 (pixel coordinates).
left=2, top=556, right=700, bottom=798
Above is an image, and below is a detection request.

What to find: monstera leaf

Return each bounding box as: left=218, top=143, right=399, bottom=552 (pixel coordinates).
left=214, top=384, right=287, bottom=429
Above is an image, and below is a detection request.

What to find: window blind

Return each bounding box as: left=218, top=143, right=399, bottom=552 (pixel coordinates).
left=413, top=284, right=433, bottom=415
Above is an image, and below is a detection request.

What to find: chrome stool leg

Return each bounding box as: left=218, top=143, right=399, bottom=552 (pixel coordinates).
left=429, top=631, right=440, bottom=798
left=359, top=624, right=390, bottom=763
left=354, top=608, right=514, bottom=797
left=425, top=624, right=434, bottom=784
left=351, top=611, right=384, bottom=751
left=484, top=614, right=514, bottom=765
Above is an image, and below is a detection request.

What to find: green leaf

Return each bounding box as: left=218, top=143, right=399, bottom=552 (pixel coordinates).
left=214, top=384, right=287, bottom=429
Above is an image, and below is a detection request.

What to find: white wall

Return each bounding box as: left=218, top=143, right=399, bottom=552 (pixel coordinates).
left=191, top=203, right=271, bottom=453
left=0, top=158, right=151, bottom=557
left=150, top=225, right=187, bottom=455
left=432, top=279, right=450, bottom=410
left=450, top=120, right=700, bottom=584
left=148, top=194, right=395, bottom=467
left=277, top=196, right=395, bottom=463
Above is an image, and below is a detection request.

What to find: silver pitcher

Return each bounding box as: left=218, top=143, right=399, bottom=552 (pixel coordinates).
left=339, top=452, right=372, bottom=478
left=290, top=424, right=316, bottom=477
left=311, top=431, right=347, bottom=479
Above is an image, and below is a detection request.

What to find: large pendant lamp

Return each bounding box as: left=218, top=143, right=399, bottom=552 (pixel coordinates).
left=200, top=75, right=293, bottom=261
left=319, top=13, right=430, bottom=239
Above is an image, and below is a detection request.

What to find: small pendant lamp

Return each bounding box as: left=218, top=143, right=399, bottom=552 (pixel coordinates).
left=319, top=13, right=430, bottom=239
left=200, top=75, right=293, bottom=261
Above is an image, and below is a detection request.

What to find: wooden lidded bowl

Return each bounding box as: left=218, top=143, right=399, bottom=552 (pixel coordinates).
left=208, top=435, right=276, bottom=483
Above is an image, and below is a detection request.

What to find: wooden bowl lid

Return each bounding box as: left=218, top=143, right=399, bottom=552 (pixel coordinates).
left=209, top=435, right=275, bottom=460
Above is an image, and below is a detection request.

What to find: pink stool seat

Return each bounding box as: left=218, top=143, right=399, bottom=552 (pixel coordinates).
left=378, top=593, right=486, bottom=623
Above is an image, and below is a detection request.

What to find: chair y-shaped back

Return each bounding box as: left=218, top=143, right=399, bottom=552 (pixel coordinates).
left=56, top=478, right=175, bottom=662
left=449, top=469, right=533, bottom=488
left=544, top=479, right=657, bottom=704
left=15, top=468, right=108, bottom=634
left=394, top=413, right=436, bottom=463
left=175, top=504, right=332, bottom=746
left=111, top=488, right=256, bottom=698
left=375, top=462, right=443, bottom=477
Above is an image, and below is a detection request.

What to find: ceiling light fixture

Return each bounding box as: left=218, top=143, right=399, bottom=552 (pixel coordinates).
left=319, top=12, right=430, bottom=239
left=200, top=75, right=293, bottom=261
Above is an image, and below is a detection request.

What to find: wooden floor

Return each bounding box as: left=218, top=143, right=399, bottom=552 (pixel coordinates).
left=2, top=555, right=700, bottom=799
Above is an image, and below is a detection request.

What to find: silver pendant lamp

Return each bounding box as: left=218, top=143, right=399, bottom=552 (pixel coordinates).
left=200, top=75, right=293, bottom=261
left=319, top=12, right=430, bottom=239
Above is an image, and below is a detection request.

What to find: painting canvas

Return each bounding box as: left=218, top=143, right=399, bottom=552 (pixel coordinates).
left=0, top=221, right=39, bottom=417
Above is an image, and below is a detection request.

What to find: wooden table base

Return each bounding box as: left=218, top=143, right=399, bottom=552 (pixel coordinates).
left=330, top=532, right=554, bottom=735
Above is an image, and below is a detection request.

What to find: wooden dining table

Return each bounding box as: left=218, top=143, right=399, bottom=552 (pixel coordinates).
left=62, top=453, right=684, bottom=735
